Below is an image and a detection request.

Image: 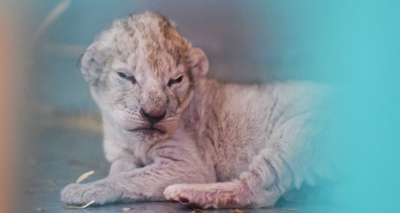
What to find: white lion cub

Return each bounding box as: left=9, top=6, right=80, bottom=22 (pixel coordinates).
left=61, top=11, right=330, bottom=209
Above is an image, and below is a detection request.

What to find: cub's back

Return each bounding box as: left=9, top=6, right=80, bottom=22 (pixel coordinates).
left=204, top=81, right=326, bottom=182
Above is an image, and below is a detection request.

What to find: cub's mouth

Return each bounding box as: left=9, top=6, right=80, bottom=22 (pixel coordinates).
left=129, top=126, right=166, bottom=134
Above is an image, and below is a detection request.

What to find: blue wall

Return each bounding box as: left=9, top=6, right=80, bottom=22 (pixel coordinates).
left=326, top=1, right=400, bottom=212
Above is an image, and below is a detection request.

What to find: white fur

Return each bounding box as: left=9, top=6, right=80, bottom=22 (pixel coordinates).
left=61, top=12, right=331, bottom=209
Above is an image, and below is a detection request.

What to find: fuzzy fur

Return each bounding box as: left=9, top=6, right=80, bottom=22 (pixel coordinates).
left=61, top=11, right=331, bottom=209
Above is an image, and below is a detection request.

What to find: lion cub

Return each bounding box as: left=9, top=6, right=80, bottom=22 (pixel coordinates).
left=61, top=12, right=330, bottom=209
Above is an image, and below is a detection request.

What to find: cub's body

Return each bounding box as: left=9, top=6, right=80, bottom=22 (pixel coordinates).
left=61, top=12, right=329, bottom=209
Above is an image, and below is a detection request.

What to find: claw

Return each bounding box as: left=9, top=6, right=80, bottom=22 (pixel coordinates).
left=179, top=197, right=189, bottom=203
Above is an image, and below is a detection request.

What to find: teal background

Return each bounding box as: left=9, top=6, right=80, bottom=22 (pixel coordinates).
left=327, top=1, right=400, bottom=212
left=4, top=0, right=399, bottom=212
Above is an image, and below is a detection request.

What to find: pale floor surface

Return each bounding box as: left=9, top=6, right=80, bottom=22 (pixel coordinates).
left=25, top=128, right=335, bottom=213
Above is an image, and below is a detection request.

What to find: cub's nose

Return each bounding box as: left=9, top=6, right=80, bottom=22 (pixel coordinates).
left=140, top=108, right=166, bottom=124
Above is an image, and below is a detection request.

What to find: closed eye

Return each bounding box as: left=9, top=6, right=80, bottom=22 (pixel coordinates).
left=117, top=72, right=127, bottom=78
left=168, top=75, right=183, bottom=87
left=117, top=72, right=136, bottom=84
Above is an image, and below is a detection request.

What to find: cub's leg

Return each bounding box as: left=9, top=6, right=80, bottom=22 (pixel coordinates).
left=61, top=156, right=216, bottom=205
left=165, top=180, right=281, bottom=209
left=165, top=147, right=296, bottom=209
left=165, top=112, right=323, bottom=209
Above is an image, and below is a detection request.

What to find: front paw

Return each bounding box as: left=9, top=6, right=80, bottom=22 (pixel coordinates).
left=164, top=184, right=208, bottom=209
left=164, top=180, right=252, bottom=209
left=61, top=182, right=120, bottom=205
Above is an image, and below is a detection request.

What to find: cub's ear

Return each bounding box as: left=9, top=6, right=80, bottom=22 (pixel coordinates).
left=188, top=47, right=209, bottom=80
left=80, top=43, right=108, bottom=86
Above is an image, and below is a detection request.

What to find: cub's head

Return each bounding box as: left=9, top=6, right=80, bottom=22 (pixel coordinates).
left=81, top=12, right=208, bottom=140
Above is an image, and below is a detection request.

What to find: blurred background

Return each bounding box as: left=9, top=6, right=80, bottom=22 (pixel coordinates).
left=0, top=0, right=399, bottom=212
